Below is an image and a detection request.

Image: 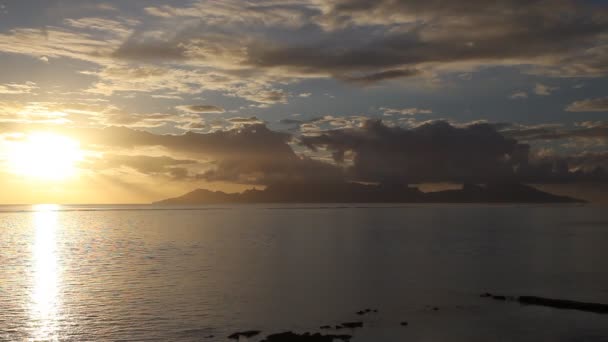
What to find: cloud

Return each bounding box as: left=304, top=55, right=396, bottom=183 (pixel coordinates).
left=500, top=122, right=608, bottom=141
left=150, top=94, right=183, bottom=100
left=89, top=154, right=197, bottom=179
left=566, top=97, right=608, bottom=112
left=64, top=17, right=135, bottom=38
left=0, top=0, right=604, bottom=109
left=176, top=105, right=226, bottom=114
left=237, top=0, right=608, bottom=81
left=341, top=69, right=422, bottom=84
left=245, top=90, right=288, bottom=104
left=534, top=83, right=557, bottom=96
left=227, top=116, right=265, bottom=125
left=510, top=91, right=528, bottom=99
left=143, top=0, right=311, bottom=28
left=381, top=107, right=432, bottom=116
left=0, top=122, right=341, bottom=185
left=101, top=112, right=205, bottom=129
left=0, top=82, right=38, bottom=95
left=301, top=120, right=530, bottom=183
left=2, top=119, right=607, bottom=186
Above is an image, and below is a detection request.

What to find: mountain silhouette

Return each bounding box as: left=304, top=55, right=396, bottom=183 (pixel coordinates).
left=155, top=182, right=584, bottom=204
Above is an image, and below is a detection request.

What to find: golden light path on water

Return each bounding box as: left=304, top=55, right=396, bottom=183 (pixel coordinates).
left=29, top=204, right=62, bottom=341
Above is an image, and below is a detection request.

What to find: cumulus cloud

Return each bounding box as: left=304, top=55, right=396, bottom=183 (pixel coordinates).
left=301, top=120, right=530, bottom=183
left=566, top=97, right=608, bottom=112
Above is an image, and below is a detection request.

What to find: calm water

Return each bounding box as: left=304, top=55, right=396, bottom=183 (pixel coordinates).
left=1, top=204, right=607, bottom=341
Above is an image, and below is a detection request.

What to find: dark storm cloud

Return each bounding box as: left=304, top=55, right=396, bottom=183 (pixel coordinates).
left=300, top=120, right=530, bottom=183
left=197, top=154, right=343, bottom=185
left=105, top=0, right=608, bottom=84
left=240, top=0, right=608, bottom=81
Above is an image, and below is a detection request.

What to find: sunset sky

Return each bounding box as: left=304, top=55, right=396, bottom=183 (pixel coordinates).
left=0, top=0, right=607, bottom=203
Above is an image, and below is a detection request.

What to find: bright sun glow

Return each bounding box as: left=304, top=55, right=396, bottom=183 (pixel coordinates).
left=7, top=133, right=83, bottom=181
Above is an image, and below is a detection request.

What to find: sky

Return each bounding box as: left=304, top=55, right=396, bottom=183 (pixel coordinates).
left=0, top=0, right=607, bottom=203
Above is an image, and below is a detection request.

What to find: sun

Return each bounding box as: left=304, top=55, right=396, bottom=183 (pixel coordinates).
left=6, top=132, right=84, bottom=181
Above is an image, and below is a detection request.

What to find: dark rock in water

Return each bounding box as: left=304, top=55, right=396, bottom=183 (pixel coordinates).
left=261, top=331, right=352, bottom=341
left=518, top=296, right=608, bottom=314
left=334, top=325, right=343, bottom=330
left=228, top=330, right=261, bottom=339
left=340, top=322, right=363, bottom=328
left=356, top=308, right=378, bottom=315
left=480, top=293, right=508, bottom=301
left=205, top=335, right=214, bottom=339
left=481, top=292, right=608, bottom=314
left=319, top=326, right=331, bottom=330
left=400, top=321, right=408, bottom=326
left=432, top=307, right=439, bottom=311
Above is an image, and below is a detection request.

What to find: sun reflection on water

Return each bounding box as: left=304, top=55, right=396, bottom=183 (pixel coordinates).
left=29, top=204, right=62, bottom=341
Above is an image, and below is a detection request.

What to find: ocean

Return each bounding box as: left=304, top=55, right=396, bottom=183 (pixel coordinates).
left=0, top=204, right=607, bottom=341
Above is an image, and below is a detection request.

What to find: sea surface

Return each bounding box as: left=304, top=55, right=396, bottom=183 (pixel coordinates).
left=0, top=203, right=607, bottom=341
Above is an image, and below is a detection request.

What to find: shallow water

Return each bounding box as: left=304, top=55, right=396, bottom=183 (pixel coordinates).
left=1, top=204, right=607, bottom=341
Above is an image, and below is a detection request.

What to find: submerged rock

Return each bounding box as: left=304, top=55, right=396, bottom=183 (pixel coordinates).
left=340, top=322, right=363, bottom=329
left=356, top=308, right=378, bottom=315
left=480, top=293, right=509, bottom=301
left=481, top=292, right=608, bottom=314
left=262, top=331, right=352, bottom=341
left=228, top=330, right=261, bottom=339
left=518, top=296, right=608, bottom=314
left=400, top=321, right=408, bottom=326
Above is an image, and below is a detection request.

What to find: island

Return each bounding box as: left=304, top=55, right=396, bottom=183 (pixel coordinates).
left=154, top=182, right=584, bottom=204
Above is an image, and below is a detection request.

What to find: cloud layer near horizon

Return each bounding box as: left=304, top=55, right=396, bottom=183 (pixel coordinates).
left=3, top=119, right=606, bottom=190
